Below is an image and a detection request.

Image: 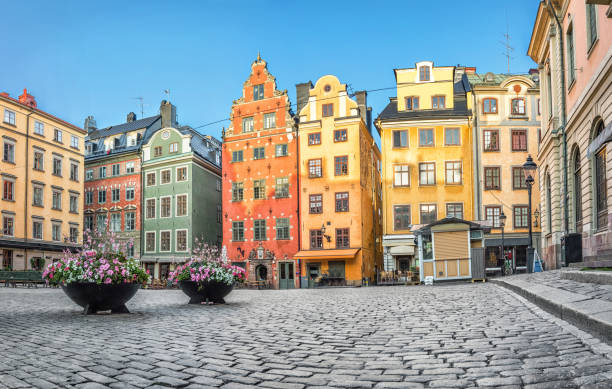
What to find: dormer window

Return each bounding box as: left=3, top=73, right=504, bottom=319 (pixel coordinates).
left=511, top=98, right=526, bottom=115
left=419, top=66, right=430, bottom=81
left=405, top=96, right=419, bottom=111
left=114, top=138, right=120, bottom=148
left=483, top=98, right=497, bottom=114
left=253, top=84, right=264, bottom=101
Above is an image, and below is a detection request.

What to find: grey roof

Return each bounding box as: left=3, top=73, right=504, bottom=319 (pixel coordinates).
left=87, top=115, right=161, bottom=140
left=467, top=72, right=540, bottom=87
left=178, top=126, right=221, bottom=168
left=416, top=217, right=484, bottom=233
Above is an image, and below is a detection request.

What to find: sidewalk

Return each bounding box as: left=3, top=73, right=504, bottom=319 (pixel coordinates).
left=491, top=269, right=612, bottom=344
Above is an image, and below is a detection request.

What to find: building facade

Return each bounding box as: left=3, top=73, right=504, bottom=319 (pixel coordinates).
left=141, top=101, right=222, bottom=280
left=468, top=72, right=542, bottom=272
left=528, top=0, right=612, bottom=268
left=376, top=62, right=474, bottom=277
left=1, top=89, right=86, bottom=270
left=222, top=56, right=299, bottom=289
left=294, top=75, right=382, bottom=287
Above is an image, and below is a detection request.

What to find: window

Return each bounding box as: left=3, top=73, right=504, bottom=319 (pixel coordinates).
left=3, top=141, right=14, bottom=163
left=511, top=98, right=526, bottom=115
left=334, top=156, right=348, bottom=176
left=161, top=169, right=171, bottom=184
left=146, top=198, right=156, bottom=219
left=126, top=162, right=135, bottom=173
left=334, top=129, right=347, bottom=142
left=34, top=151, right=44, bottom=170
left=176, top=194, right=187, bottom=216
left=595, top=122, right=608, bottom=229
left=310, top=229, right=323, bottom=249
left=276, top=218, right=290, bottom=240
left=216, top=178, right=221, bottom=191
left=70, top=163, right=79, bottom=181
left=512, top=167, right=527, bottom=190
left=483, top=129, right=499, bottom=151
left=586, top=4, right=598, bottom=50
left=253, top=147, right=265, bottom=160
left=394, top=165, right=410, bottom=187
left=419, top=162, right=435, bottom=185
left=160, top=231, right=171, bottom=251
left=394, top=205, right=411, bottom=230
left=161, top=197, right=171, bottom=218
left=445, top=128, right=460, bottom=146
left=264, top=113, right=276, bottom=129
left=52, top=191, right=62, bottom=210
left=419, top=66, right=430, bottom=81
left=232, top=182, right=244, bottom=201
left=99, top=166, right=107, bottom=178
left=446, top=203, right=463, bottom=219
left=169, top=142, right=178, bottom=153
left=3, top=215, right=14, bottom=236
left=275, top=144, right=288, bottom=157
left=85, top=191, right=93, bottom=205
left=71, top=135, right=79, bottom=149
left=232, top=150, right=243, bottom=162
left=33, top=186, right=43, bottom=206
left=445, top=161, right=462, bottom=184
left=126, top=186, right=135, bottom=201
left=34, top=121, right=44, bottom=136
left=232, top=221, right=244, bottom=241
left=484, top=167, right=501, bottom=190
left=84, top=215, right=93, bottom=231
left=111, top=188, right=120, bottom=202
left=254, top=219, right=266, bottom=241
left=110, top=213, right=121, bottom=232
left=32, top=220, right=43, bottom=239
left=309, top=159, right=322, bottom=178
left=176, top=230, right=187, bottom=251
left=420, top=204, right=437, bottom=225
left=567, top=23, right=576, bottom=85
left=511, top=130, right=527, bottom=151
left=393, top=130, right=408, bottom=148
left=309, top=194, right=322, bottom=214
left=69, top=194, right=78, bottom=213
left=145, top=232, right=155, bottom=252
left=217, top=204, right=222, bottom=223
left=419, top=129, right=434, bottom=146
left=85, top=169, right=93, bottom=181
left=125, top=212, right=135, bottom=231
left=322, top=103, right=334, bottom=117
left=485, top=206, right=501, bottom=228
left=242, top=117, right=254, bottom=133
left=253, top=179, right=266, bottom=199
left=54, top=128, right=63, bottom=143
left=336, top=228, right=350, bottom=248
left=253, top=84, right=264, bottom=101
left=96, top=214, right=107, bottom=231
left=405, top=96, right=419, bottom=111
left=308, top=133, right=321, bottom=145
left=154, top=146, right=162, bottom=157
left=514, top=206, right=529, bottom=229
left=275, top=177, right=289, bottom=198
left=335, top=192, right=349, bottom=212
left=3, top=179, right=14, bottom=201
left=3, top=109, right=15, bottom=125
left=574, top=150, right=582, bottom=229
left=111, top=164, right=119, bottom=176
left=483, top=98, right=497, bottom=114
left=146, top=172, right=156, bottom=186
left=69, top=226, right=78, bottom=243
left=98, top=189, right=106, bottom=204
left=52, top=157, right=62, bottom=176
left=432, top=96, right=445, bottom=109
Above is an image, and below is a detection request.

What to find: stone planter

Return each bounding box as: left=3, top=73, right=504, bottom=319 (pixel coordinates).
left=178, top=280, right=234, bottom=304
left=61, top=282, right=141, bottom=314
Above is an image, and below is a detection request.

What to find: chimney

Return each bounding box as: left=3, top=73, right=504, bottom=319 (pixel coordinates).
left=529, top=68, right=539, bottom=75
left=126, top=112, right=137, bottom=122
left=160, top=100, right=177, bottom=128
left=18, top=88, right=37, bottom=108
left=354, top=90, right=371, bottom=131
left=84, top=116, right=97, bottom=133
left=295, top=82, right=313, bottom=115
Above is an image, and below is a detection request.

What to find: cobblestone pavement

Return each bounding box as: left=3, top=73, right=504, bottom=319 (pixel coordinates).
left=506, top=269, right=612, bottom=302
left=1, top=283, right=612, bottom=389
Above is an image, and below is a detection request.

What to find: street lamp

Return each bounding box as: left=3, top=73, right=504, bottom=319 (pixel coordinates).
left=523, top=155, right=538, bottom=272
left=499, top=211, right=507, bottom=275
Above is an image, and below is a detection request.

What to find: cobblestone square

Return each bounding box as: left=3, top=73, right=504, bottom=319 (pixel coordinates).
left=1, top=283, right=612, bottom=388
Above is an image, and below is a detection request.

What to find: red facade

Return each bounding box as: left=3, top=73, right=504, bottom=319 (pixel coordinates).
left=222, top=56, right=299, bottom=288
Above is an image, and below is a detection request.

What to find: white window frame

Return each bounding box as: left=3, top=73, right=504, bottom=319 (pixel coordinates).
left=125, top=186, right=135, bottom=201
left=4, top=109, right=16, bottom=125
left=69, top=194, right=79, bottom=213
left=71, top=135, right=79, bottom=149
left=110, top=213, right=121, bottom=232
left=146, top=172, right=156, bottom=186
left=175, top=166, right=188, bottom=182
left=159, top=230, right=172, bottom=252
left=160, top=196, right=172, bottom=218
left=145, top=198, right=156, bottom=219
left=54, top=128, right=63, bottom=143
left=263, top=112, right=276, bottom=129
left=175, top=193, right=188, bottom=217
left=125, top=212, right=135, bottom=231
left=125, top=161, right=135, bottom=173
left=52, top=222, right=62, bottom=241
left=34, top=121, right=45, bottom=136
left=175, top=229, right=188, bottom=252
left=145, top=231, right=156, bottom=253
left=160, top=169, right=172, bottom=185
left=32, top=220, right=43, bottom=240
left=3, top=139, right=15, bottom=163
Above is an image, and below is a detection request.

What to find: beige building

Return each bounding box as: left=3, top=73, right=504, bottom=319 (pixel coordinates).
left=1, top=89, right=86, bottom=270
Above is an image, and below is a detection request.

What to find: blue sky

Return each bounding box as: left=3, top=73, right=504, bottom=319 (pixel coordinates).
left=1, top=0, right=538, bottom=140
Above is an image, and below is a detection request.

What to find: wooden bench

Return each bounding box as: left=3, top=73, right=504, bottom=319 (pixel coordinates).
left=0, top=271, right=44, bottom=288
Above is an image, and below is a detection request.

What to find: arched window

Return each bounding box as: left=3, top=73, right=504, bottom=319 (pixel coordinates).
left=546, top=173, right=552, bottom=233
left=574, top=148, right=582, bottom=231
left=594, top=119, right=608, bottom=230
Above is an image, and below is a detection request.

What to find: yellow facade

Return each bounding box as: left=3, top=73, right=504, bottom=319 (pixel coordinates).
left=295, top=75, right=382, bottom=286
left=1, top=90, right=85, bottom=270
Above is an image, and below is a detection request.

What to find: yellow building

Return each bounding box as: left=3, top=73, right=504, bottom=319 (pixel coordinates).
left=375, top=62, right=474, bottom=279
left=294, top=75, right=382, bottom=287
left=1, top=89, right=85, bottom=270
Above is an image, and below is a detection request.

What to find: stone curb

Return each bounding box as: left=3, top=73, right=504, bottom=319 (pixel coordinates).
left=560, top=270, right=612, bottom=285
left=491, top=278, right=612, bottom=345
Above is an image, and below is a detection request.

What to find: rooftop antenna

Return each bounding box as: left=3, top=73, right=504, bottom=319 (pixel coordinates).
left=499, top=11, right=515, bottom=73
left=132, top=97, right=145, bottom=118
left=164, top=89, right=171, bottom=102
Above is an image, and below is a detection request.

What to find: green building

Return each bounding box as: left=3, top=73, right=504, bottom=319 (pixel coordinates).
left=140, top=101, right=222, bottom=280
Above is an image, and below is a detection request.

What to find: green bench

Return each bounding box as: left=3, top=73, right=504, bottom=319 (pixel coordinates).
left=0, top=271, right=44, bottom=288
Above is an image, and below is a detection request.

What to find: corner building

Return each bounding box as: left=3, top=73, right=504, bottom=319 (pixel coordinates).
left=222, top=56, right=299, bottom=289
left=295, top=75, right=382, bottom=287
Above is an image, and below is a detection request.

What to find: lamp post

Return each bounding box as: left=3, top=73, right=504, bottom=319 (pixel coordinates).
left=499, top=211, right=507, bottom=275
left=523, top=155, right=538, bottom=272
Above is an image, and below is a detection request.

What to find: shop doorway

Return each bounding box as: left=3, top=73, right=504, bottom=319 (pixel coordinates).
left=278, top=262, right=295, bottom=289
left=307, top=263, right=320, bottom=288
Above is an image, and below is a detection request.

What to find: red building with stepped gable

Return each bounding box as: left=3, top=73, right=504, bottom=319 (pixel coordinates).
left=222, top=55, right=299, bottom=289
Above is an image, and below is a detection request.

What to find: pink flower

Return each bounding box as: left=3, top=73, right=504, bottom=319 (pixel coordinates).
left=104, top=278, right=112, bottom=284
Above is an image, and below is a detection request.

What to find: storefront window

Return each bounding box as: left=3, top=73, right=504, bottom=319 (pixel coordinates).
left=422, top=234, right=433, bottom=260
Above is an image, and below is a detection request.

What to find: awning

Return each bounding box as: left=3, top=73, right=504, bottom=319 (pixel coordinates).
left=389, top=245, right=415, bottom=255
left=140, top=256, right=190, bottom=264
left=485, top=237, right=529, bottom=247
left=293, top=248, right=360, bottom=260
left=587, top=121, right=612, bottom=158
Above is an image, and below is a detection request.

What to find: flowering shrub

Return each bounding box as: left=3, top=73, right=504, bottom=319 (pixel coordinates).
left=168, top=240, right=245, bottom=285
left=42, top=228, right=149, bottom=286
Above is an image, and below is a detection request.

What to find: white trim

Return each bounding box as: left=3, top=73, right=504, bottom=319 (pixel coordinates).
left=175, top=193, right=188, bottom=217
left=145, top=197, right=157, bottom=220
left=175, top=165, right=188, bottom=182
left=159, top=168, right=172, bottom=185
left=159, top=195, right=172, bottom=218
left=159, top=229, right=172, bottom=252
left=175, top=229, right=189, bottom=252
left=145, top=171, right=156, bottom=187
left=144, top=231, right=156, bottom=253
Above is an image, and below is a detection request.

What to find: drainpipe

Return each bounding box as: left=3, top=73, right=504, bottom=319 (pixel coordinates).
left=24, top=111, right=34, bottom=270
left=295, top=116, right=301, bottom=289
left=472, top=92, right=481, bottom=221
